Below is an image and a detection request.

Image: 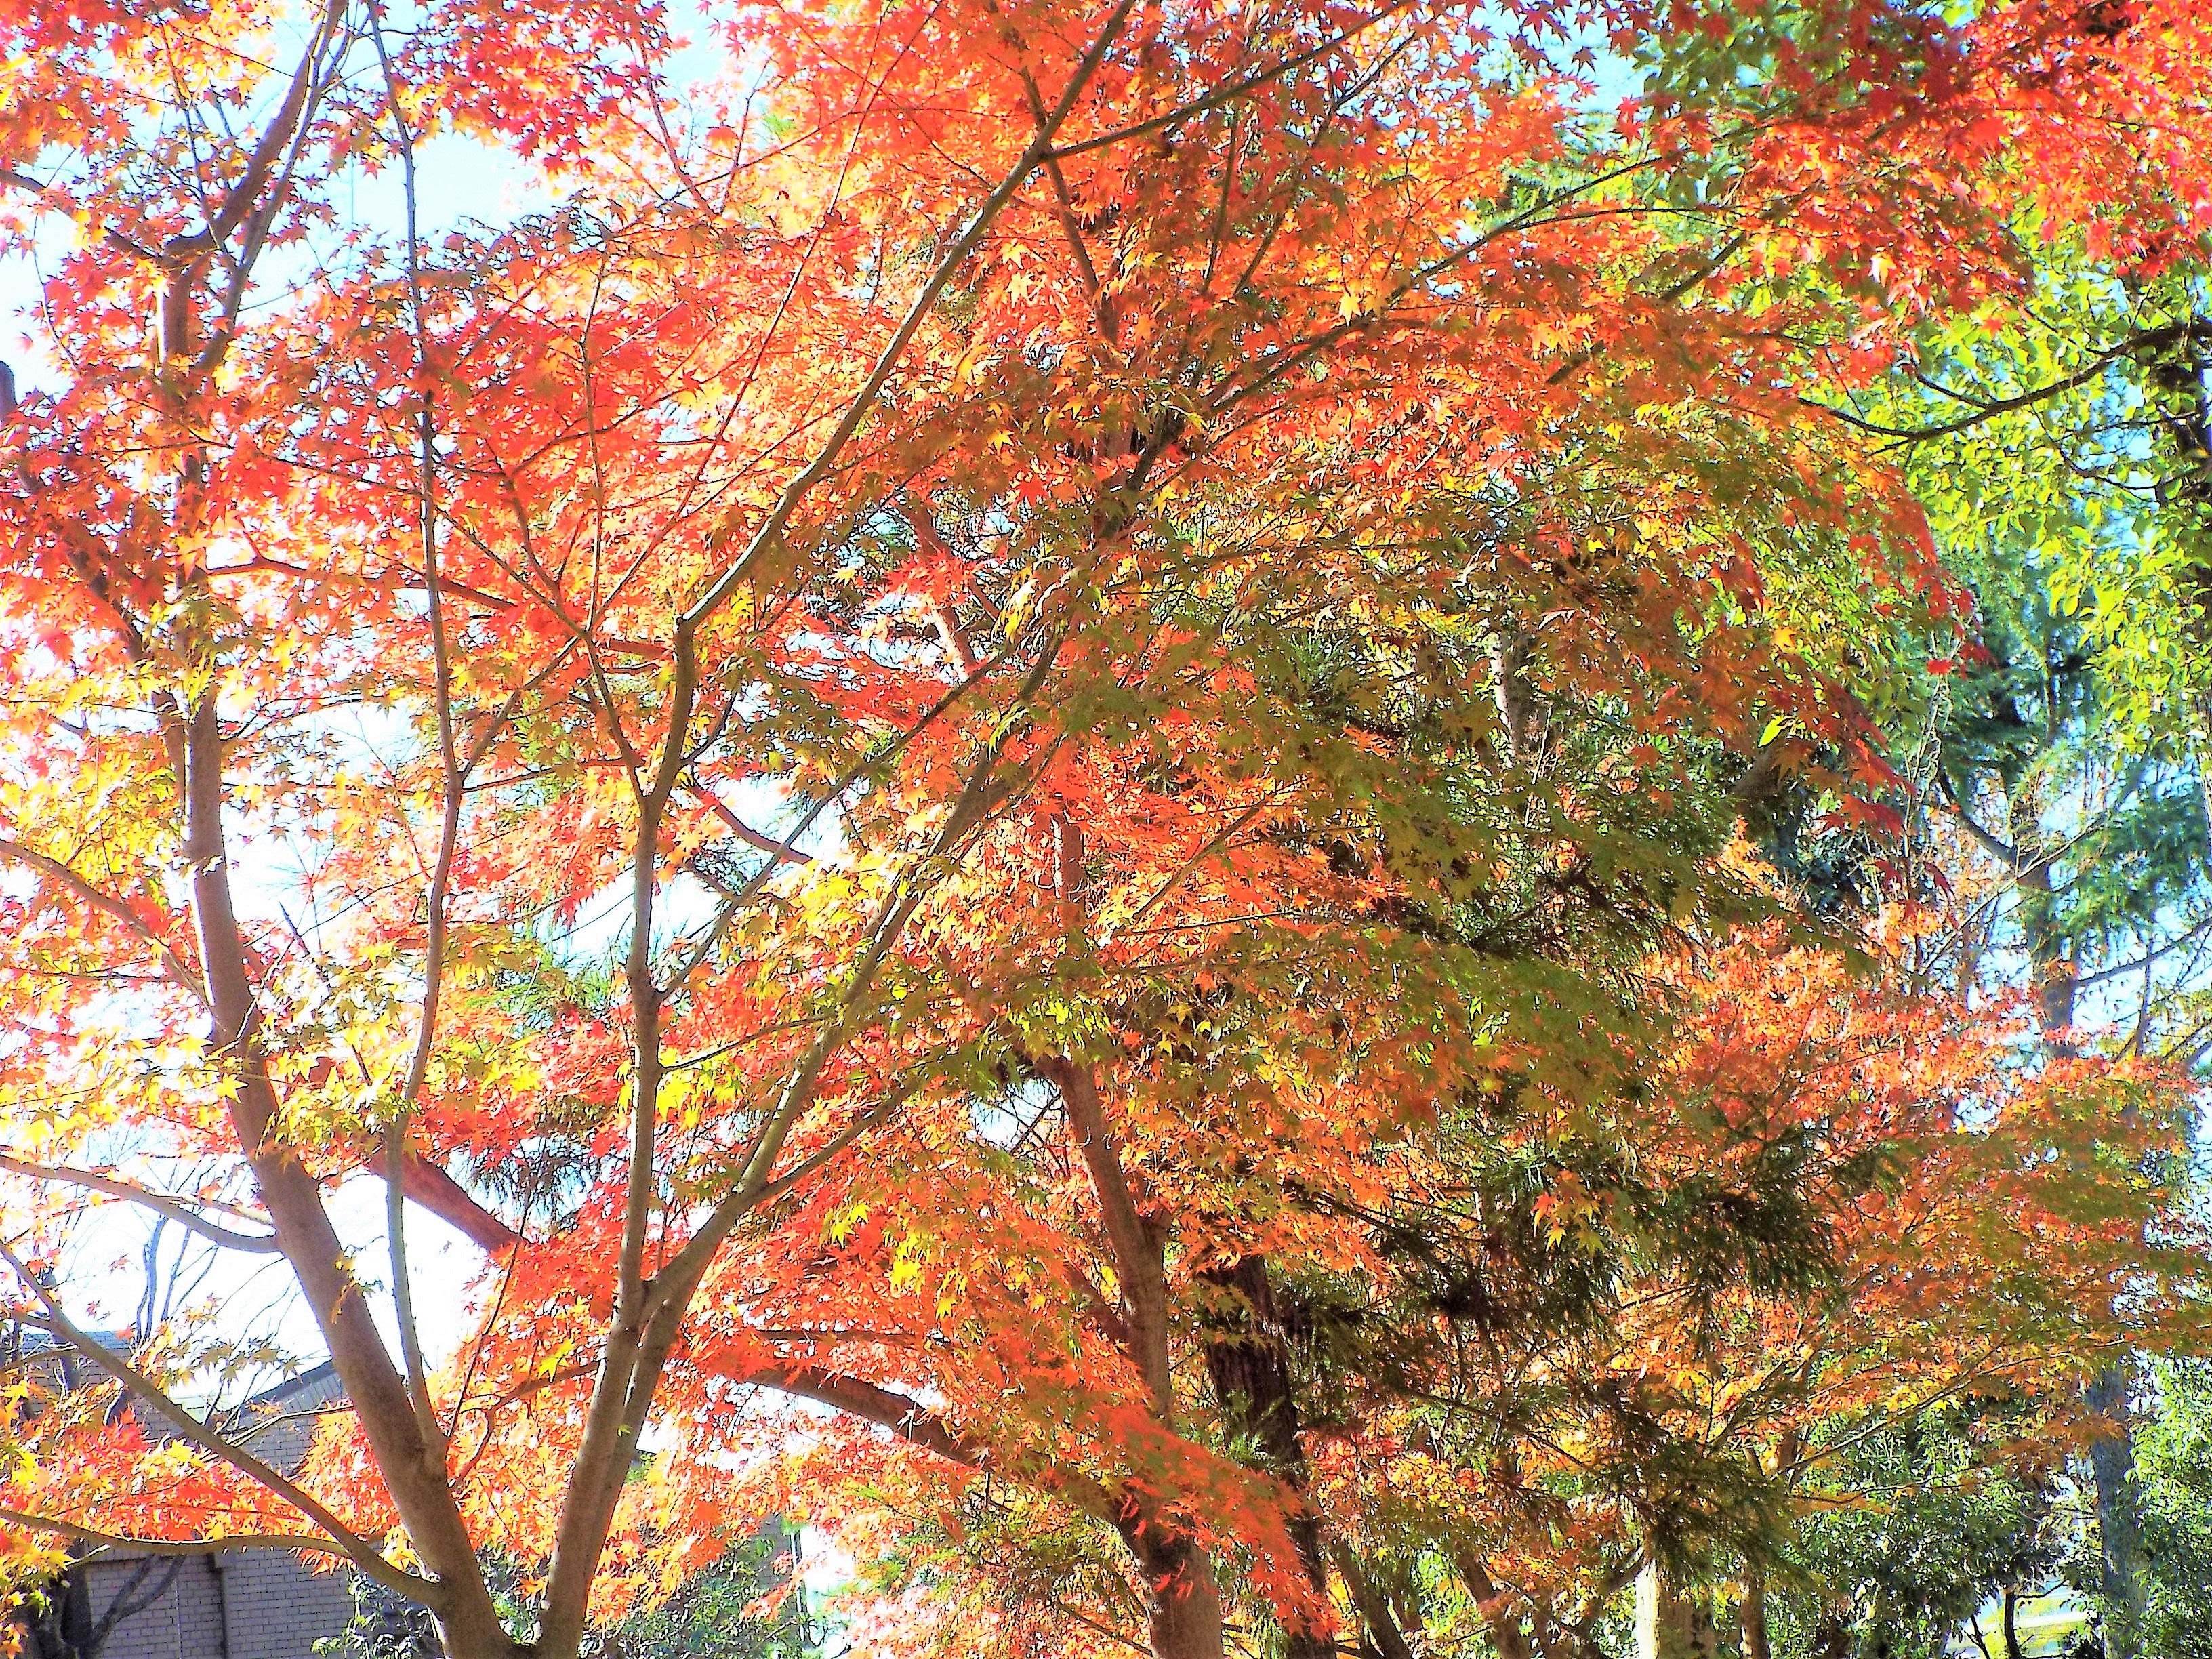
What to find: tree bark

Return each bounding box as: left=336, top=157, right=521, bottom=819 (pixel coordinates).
left=1116, top=1507, right=1228, bottom=1659
left=181, top=700, right=522, bottom=1659
left=2085, top=1363, right=2148, bottom=1659
left=1446, top=1545, right=1532, bottom=1659
left=1740, top=1561, right=1771, bottom=1659
left=2009, top=783, right=2144, bottom=1659
left=1200, top=1254, right=1332, bottom=1659
left=1052, top=1051, right=1225, bottom=1659
left=1337, top=1551, right=1417, bottom=1659
left=1635, top=1565, right=1717, bottom=1659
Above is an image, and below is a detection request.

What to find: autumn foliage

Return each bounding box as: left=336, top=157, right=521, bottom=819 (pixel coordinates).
left=1, top=1, right=2208, bottom=1658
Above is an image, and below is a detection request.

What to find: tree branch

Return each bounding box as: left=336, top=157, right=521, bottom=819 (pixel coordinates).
left=0, top=1508, right=371, bottom=1567
left=1936, top=769, right=2020, bottom=863
left=0, top=1252, right=425, bottom=1599
left=0, top=1156, right=279, bottom=1253
left=1799, top=323, right=2211, bottom=444
left=0, top=838, right=207, bottom=1004
left=680, top=0, right=1141, bottom=632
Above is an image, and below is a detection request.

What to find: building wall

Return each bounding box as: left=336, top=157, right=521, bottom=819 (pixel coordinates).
left=8, top=1355, right=360, bottom=1659
left=85, top=1548, right=356, bottom=1659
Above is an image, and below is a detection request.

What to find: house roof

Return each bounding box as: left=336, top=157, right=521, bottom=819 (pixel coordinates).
left=7, top=1325, right=346, bottom=1478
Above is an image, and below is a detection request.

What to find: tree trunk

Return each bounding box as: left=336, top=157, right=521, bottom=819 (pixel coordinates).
left=1447, top=1545, right=1534, bottom=1659
left=1054, top=1044, right=1225, bottom=1659
left=2015, top=810, right=2144, bottom=1659
left=2085, top=1362, right=2148, bottom=1659
left=1200, top=1254, right=1332, bottom=1659
left=1337, top=1551, right=1418, bottom=1659
left=1740, top=1562, right=1771, bottom=1659
left=1635, top=1566, right=1717, bottom=1659
left=24, top=1561, right=94, bottom=1659
left=1116, top=1510, right=1227, bottom=1659
left=2014, top=853, right=2077, bottom=1040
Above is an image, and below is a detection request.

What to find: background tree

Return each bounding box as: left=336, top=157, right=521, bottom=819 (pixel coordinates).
left=1790, top=77, right=2212, bottom=1639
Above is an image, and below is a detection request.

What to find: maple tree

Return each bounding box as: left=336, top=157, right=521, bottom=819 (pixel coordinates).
left=2, top=1, right=2210, bottom=1658
left=798, top=920, right=2203, bottom=1659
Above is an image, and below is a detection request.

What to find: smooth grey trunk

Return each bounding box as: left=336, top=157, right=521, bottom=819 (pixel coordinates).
left=2085, top=1364, right=2148, bottom=1659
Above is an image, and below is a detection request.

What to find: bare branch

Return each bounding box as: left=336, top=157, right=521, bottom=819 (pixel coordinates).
left=0, top=1156, right=279, bottom=1253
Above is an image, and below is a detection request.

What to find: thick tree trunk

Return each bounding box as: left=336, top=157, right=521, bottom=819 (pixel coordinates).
left=1740, top=1562, right=1771, bottom=1659
left=429, top=1601, right=536, bottom=1659
left=1634, top=1566, right=1717, bottom=1659
left=2015, top=857, right=2076, bottom=1039
left=2085, top=1363, right=2148, bottom=1659
left=23, top=1561, right=94, bottom=1659
left=1809, top=1610, right=1852, bottom=1659
left=1118, top=1511, right=1227, bottom=1659
left=1200, top=1254, right=1332, bottom=1659
left=2015, top=820, right=2144, bottom=1659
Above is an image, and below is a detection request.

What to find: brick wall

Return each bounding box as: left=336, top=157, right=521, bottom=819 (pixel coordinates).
left=86, top=1547, right=356, bottom=1659
left=9, top=1354, right=362, bottom=1659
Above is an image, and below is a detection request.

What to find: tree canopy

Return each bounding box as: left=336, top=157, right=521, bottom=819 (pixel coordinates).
left=2, top=3, right=2209, bottom=1659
